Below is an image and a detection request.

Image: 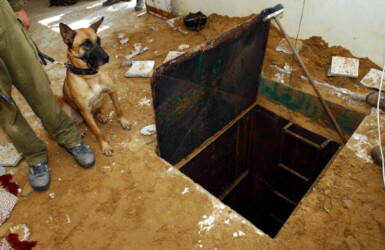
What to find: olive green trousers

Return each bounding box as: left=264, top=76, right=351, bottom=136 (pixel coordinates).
left=0, top=1, right=81, bottom=166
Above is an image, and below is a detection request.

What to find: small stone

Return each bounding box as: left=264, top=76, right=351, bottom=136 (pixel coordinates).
left=344, top=235, right=361, bottom=250
left=49, top=192, right=55, bottom=199
left=119, top=38, right=129, bottom=45
left=324, top=189, right=331, bottom=195
left=342, top=200, right=353, bottom=208
left=140, top=124, right=156, bottom=136
left=21, top=182, right=34, bottom=198
left=178, top=44, right=190, bottom=50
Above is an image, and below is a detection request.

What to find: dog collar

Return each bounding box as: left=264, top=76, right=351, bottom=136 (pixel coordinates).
left=65, top=63, right=98, bottom=75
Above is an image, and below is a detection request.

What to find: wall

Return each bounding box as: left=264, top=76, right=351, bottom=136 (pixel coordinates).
left=171, top=0, right=385, bottom=67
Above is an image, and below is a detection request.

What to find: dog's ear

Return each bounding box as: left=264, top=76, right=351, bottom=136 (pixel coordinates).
left=89, top=17, right=104, bottom=33
left=59, top=23, right=76, bottom=47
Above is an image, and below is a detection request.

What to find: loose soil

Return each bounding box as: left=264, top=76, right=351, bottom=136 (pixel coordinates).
left=1, top=1, right=384, bottom=249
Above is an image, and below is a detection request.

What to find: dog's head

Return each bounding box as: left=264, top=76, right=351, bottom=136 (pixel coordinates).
left=59, top=17, right=109, bottom=69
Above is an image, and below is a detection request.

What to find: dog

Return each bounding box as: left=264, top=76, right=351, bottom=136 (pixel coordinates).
left=57, top=17, right=131, bottom=156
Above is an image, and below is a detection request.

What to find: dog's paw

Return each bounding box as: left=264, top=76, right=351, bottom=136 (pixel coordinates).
left=95, top=112, right=109, bottom=124
left=119, top=117, right=132, bottom=130
left=102, top=143, right=114, bottom=156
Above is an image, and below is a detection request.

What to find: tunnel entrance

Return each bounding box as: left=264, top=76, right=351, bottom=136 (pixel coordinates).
left=150, top=13, right=364, bottom=238
left=179, top=105, right=340, bottom=237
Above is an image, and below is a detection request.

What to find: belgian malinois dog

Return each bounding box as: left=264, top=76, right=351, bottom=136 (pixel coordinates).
left=57, top=17, right=131, bottom=156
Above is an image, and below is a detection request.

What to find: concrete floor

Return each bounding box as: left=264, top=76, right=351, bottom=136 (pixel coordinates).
left=1, top=0, right=384, bottom=249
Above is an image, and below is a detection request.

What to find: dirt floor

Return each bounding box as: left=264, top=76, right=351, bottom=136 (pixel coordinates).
left=1, top=0, right=385, bottom=249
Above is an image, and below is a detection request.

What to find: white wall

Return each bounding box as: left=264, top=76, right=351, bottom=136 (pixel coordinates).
left=172, top=0, right=385, bottom=67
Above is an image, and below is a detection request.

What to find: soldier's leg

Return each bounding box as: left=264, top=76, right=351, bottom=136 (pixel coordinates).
left=0, top=61, right=47, bottom=166
left=0, top=58, right=50, bottom=191
left=0, top=1, right=82, bottom=149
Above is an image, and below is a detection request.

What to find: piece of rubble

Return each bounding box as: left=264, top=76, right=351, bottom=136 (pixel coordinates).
left=119, top=38, right=129, bottom=45
left=140, top=124, right=156, bottom=135
left=117, top=33, right=125, bottom=39
left=178, top=44, right=190, bottom=50
left=328, top=56, right=359, bottom=78
left=121, top=59, right=134, bottom=67
left=276, top=38, right=303, bottom=54
left=125, top=61, right=155, bottom=78
left=270, top=63, right=294, bottom=74
left=163, top=51, right=185, bottom=63
left=0, top=144, right=22, bottom=167
left=125, top=43, right=149, bottom=60
left=21, top=183, right=34, bottom=198
left=166, top=17, right=188, bottom=35
left=360, top=68, right=384, bottom=90
left=9, top=224, right=30, bottom=241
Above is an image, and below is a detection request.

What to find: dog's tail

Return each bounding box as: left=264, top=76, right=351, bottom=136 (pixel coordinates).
left=55, top=95, right=84, bottom=125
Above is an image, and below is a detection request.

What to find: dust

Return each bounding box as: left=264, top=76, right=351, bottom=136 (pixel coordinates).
left=263, top=25, right=381, bottom=109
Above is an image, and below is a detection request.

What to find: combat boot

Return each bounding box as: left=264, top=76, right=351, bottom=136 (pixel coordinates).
left=135, top=0, right=145, bottom=11
left=29, top=162, right=50, bottom=191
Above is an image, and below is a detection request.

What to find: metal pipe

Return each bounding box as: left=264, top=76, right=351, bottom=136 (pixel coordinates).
left=274, top=18, right=347, bottom=144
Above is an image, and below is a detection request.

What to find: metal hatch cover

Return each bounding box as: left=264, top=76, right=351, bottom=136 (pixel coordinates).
left=151, top=15, right=270, bottom=164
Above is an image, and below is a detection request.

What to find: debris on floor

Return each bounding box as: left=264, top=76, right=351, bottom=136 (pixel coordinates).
left=9, top=224, right=30, bottom=241
left=140, top=124, right=156, bottom=135
left=125, top=43, right=149, bottom=61
left=163, top=51, right=185, bottom=63
left=125, top=60, right=155, bottom=77
left=328, top=56, right=359, bottom=78
left=178, top=44, right=190, bottom=50
left=276, top=37, right=303, bottom=54
left=360, top=68, right=384, bottom=90
left=120, top=59, right=134, bottom=67
left=119, top=38, right=129, bottom=45
left=0, top=144, right=22, bottom=167
left=166, top=17, right=188, bottom=35
left=138, top=97, right=151, bottom=107
left=270, top=63, right=294, bottom=74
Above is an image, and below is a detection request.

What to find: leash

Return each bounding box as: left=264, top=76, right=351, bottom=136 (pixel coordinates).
left=34, top=44, right=98, bottom=75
